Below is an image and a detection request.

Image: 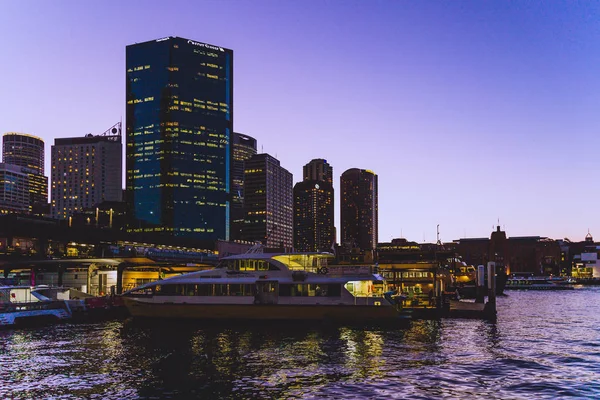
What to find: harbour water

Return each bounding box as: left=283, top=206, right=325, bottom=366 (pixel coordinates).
left=2, top=288, right=600, bottom=399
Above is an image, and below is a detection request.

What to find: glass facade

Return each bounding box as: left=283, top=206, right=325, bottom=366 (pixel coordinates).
left=340, top=168, right=378, bottom=251
left=2, top=133, right=45, bottom=175
left=0, top=163, right=48, bottom=215
left=126, top=37, right=233, bottom=240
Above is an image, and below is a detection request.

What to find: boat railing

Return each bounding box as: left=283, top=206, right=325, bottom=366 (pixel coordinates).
left=0, top=300, right=67, bottom=313
left=326, top=265, right=374, bottom=276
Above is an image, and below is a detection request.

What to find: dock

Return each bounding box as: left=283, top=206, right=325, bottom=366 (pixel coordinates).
left=402, top=298, right=496, bottom=321
left=448, top=300, right=495, bottom=320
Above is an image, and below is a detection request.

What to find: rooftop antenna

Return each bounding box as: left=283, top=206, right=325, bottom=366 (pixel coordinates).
left=436, top=224, right=441, bottom=245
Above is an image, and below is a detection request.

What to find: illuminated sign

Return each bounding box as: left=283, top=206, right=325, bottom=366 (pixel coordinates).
left=155, top=37, right=171, bottom=42
left=187, top=40, right=225, bottom=52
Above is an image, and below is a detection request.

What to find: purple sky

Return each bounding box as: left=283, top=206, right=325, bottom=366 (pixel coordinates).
left=1, top=1, right=599, bottom=243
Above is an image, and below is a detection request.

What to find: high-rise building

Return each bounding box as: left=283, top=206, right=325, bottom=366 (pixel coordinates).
left=303, top=158, right=333, bottom=183
left=126, top=36, right=233, bottom=240
left=51, top=123, right=122, bottom=220
left=340, top=168, right=378, bottom=251
left=294, top=159, right=335, bottom=252
left=242, top=154, right=293, bottom=247
left=1, top=132, right=48, bottom=214
left=2, top=133, right=45, bottom=175
left=231, top=132, right=257, bottom=240
left=0, top=163, right=48, bottom=214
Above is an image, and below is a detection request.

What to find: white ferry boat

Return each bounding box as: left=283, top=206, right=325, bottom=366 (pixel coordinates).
left=505, top=276, right=576, bottom=290
left=0, top=286, right=73, bottom=327
left=122, top=252, right=404, bottom=323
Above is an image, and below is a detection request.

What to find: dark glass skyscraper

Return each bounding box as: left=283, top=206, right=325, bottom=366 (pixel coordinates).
left=340, top=168, right=378, bottom=251
left=294, top=159, right=335, bottom=252
left=231, top=132, right=257, bottom=240
left=242, top=154, right=293, bottom=247
left=126, top=37, right=233, bottom=240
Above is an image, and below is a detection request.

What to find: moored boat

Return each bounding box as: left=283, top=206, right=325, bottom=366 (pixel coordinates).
left=0, top=286, right=74, bottom=327
left=122, top=252, right=405, bottom=323
left=505, top=276, right=575, bottom=290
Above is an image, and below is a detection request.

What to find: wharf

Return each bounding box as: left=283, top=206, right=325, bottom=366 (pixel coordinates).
left=402, top=299, right=496, bottom=321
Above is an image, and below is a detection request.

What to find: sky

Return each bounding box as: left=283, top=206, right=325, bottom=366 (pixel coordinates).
left=1, top=0, right=599, bottom=243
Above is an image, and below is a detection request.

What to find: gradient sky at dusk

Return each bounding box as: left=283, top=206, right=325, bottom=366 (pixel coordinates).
left=1, top=1, right=599, bottom=243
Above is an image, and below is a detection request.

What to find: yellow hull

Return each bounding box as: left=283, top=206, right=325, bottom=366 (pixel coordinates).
left=123, top=298, right=400, bottom=322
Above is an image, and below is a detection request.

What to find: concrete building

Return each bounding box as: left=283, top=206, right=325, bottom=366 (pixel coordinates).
left=231, top=132, right=257, bottom=240
left=293, top=159, right=335, bottom=252
left=340, top=168, right=378, bottom=251
left=2, top=133, right=45, bottom=175
left=242, top=154, right=293, bottom=247
left=51, top=123, right=122, bottom=220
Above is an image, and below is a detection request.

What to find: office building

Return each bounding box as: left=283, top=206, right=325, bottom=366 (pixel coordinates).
left=340, top=168, right=378, bottom=251
left=0, top=163, right=48, bottom=214
left=231, top=132, right=257, bottom=240
left=126, top=36, right=233, bottom=240
left=294, top=159, right=335, bottom=252
left=51, top=123, right=122, bottom=220
left=242, top=154, right=293, bottom=247
left=303, top=158, right=333, bottom=182
left=2, top=133, right=45, bottom=175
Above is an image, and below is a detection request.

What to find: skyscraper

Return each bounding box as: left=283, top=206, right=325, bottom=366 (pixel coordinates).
left=242, top=154, right=293, bottom=247
left=126, top=37, right=233, bottom=240
left=0, top=163, right=47, bottom=214
left=51, top=123, right=123, bottom=220
left=303, top=158, right=333, bottom=182
left=231, top=132, right=257, bottom=240
left=2, top=133, right=45, bottom=175
left=294, top=159, right=335, bottom=252
left=1, top=133, right=48, bottom=214
left=340, top=168, right=378, bottom=251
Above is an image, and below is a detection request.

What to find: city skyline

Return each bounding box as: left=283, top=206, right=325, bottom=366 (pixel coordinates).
left=1, top=1, right=599, bottom=242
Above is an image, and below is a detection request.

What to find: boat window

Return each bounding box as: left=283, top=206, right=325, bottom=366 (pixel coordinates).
left=214, top=284, right=227, bottom=296
left=258, top=261, right=271, bottom=271
left=229, top=284, right=243, bottom=296
left=154, top=283, right=257, bottom=296
left=128, top=286, right=154, bottom=296
left=279, top=284, right=291, bottom=296
left=288, top=284, right=339, bottom=297
left=157, top=284, right=180, bottom=296
left=344, top=281, right=372, bottom=297
left=268, top=262, right=280, bottom=271
left=328, top=284, right=341, bottom=297
left=197, top=284, right=212, bottom=296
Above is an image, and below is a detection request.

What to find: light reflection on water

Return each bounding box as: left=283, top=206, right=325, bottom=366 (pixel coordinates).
left=2, top=289, right=600, bottom=399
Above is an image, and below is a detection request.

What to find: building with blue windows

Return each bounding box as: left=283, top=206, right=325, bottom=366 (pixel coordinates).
left=126, top=37, right=233, bottom=240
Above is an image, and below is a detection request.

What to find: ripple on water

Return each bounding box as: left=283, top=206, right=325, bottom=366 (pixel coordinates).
left=1, top=289, right=600, bottom=399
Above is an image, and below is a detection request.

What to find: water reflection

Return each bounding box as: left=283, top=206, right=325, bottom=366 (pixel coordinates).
left=2, top=289, right=600, bottom=398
